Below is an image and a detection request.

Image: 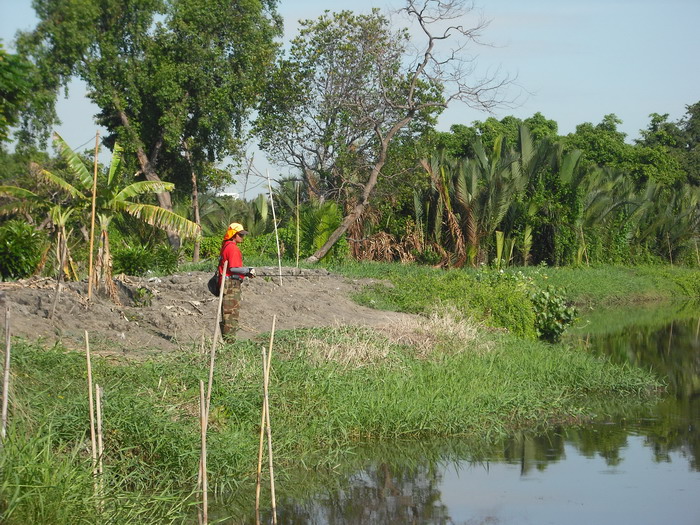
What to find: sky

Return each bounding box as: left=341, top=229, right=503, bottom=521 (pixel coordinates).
left=2, top=0, right=699, bottom=196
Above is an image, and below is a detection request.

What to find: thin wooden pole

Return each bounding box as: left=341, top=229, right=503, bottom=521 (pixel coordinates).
left=1, top=306, right=11, bottom=441
left=88, top=132, right=99, bottom=301
left=295, top=182, right=300, bottom=268
left=95, top=384, right=104, bottom=475
left=85, top=331, right=98, bottom=494
left=267, top=171, right=283, bottom=286
left=49, top=230, right=66, bottom=320
left=255, top=315, right=276, bottom=524
left=197, top=261, right=228, bottom=493
left=199, top=380, right=208, bottom=524
left=262, top=315, right=278, bottom=525
left=95, top=383, right=104, bottom=512
left=206, top=260, right=227, bottom=420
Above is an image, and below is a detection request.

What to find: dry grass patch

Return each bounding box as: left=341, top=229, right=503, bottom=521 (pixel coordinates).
left=284, top=310, right=491, bottom=367
left=377, top=309, right=491, bottom=359
left=298, top=323, right=396, bottom=368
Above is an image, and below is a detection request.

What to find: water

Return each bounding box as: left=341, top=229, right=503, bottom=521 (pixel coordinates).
left=272, top=303, right=700, bottom=524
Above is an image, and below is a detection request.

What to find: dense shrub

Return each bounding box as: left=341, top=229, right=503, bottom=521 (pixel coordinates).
left=198, top=236, right=223, bottom=259
left=0, top=220, right=47, bottom=280
left=475, top=269, right=577, bottom=342
left=113, top=243, right=180, bottom=276
left=529, top=286, right=577, bottom=341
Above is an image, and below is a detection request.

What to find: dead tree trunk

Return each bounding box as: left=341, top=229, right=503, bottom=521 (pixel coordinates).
left=306, top=115, right=413, bottom=263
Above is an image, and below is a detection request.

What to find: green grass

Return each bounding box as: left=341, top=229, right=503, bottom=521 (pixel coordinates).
left=1, top=312, right=661, bottom=523
left=513, top=264, right=700, bottom=306
left=6, top=259, right=696, bottom=522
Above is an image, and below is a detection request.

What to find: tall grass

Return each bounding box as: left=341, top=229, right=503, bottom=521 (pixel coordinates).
left=514, top=264, right=700, bottom=305
left=0, top=421, right=193, bottom=524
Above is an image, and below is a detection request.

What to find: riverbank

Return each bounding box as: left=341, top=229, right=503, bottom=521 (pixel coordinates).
left=3, top=316, right=659, bottom=523
left=4, top=262, right=696, bottom=523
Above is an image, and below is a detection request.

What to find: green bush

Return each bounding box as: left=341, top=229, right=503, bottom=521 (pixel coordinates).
left=529, top=285, right=577, bottom=342
left=199, top=236, right=223, bottom=260
left=113, top=243, right=180, bottom=276
left=475, top=269, right=577, bottom=342
left=0, top=220, right=47, bottom=280
left=113, top=244, right=151, bottom=275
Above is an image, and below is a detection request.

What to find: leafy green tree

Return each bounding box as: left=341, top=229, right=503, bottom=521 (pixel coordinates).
left=431, top=112, right=558, bottom=160
left=638, top=102, right=700, bottom=186
left=565, top=114, right=630, bottom=167
left=566, top=113, right=683, bottom=187
left=16, top=0, right=281, bottom=248
left=257, top=1, right=511, bottom=263
left=0, top=42, right=32, bottom=145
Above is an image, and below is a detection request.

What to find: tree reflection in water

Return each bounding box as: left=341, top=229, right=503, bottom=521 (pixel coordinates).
left=265, top=306, right=700, bottom=523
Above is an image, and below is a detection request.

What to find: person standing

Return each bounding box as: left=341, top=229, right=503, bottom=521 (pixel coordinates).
left=217, top=222, right=254, bottom=340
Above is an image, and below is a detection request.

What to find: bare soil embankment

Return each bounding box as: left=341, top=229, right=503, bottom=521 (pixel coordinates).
left=0, top=267, right=414, bottom=355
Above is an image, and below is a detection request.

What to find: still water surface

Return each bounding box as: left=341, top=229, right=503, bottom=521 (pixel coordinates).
left=273, top=304, right=700, bottom=524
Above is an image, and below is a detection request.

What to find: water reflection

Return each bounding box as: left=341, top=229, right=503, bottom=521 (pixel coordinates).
left=268, top=304, right=700, bottom=524
left=276, top=462, right=450, bottom=524
left=570, top=305, right=700, bottom=471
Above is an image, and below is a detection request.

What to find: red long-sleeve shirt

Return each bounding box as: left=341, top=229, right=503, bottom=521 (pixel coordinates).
left=217, top=240, right=244, bottom=285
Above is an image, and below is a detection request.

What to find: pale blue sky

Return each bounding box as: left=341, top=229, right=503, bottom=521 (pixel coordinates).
left=2, top=0, right=699, bottom=194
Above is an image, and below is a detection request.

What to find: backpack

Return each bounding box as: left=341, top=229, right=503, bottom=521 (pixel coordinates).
left=207, top=272, right=220, bottom=296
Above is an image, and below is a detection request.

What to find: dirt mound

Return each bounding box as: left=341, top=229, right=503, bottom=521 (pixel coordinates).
left=0, top=267, right=414, bottom=355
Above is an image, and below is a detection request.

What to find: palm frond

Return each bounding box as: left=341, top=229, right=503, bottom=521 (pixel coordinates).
left=114, top=180, right=175, bottom=201
left=0, top=185, right=39, bottom=199
left=52, top=133, right=93, bottom=190
left=107, top=142, right=124, bottom=187
left=40, top=169, right=86, bottom=200
left=121, top=202, right=201, bottom=239
left=0, top=201, right=38, bottom=217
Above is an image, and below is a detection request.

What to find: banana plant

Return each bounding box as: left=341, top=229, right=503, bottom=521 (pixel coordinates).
left=30, top=133, right=200, bottom=293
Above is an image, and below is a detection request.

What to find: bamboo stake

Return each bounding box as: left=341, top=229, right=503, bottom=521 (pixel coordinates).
left=295, top=181, right=300, bottom=268
left=1, top=306, right=11, bottom=441
left=266, top=171, right=283, bottom=286
left=95, top=383, right=104, bottom=512
left=199, top=380, right=208, bottom=524
left=262, top=315, right=278, bottom=525
left=49, top=230, right=66, bottom=320
left=255, top=315, right=276, bottom=524
left=85, top=332, right=98, bottom=494
left=206, top=260, right=227, bottom=420
left=95, top=384, right=104, bottom=475
left=88, top=132, right=100, bottom=301
left=197, top=261, right=228, bottom=492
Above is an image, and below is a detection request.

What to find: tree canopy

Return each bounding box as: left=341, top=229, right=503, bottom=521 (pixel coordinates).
left=16, top=0, right=282, bottom=248
left=257, top=0, right=512, bottom=261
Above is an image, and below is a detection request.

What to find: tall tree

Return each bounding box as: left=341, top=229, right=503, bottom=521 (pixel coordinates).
left=17, top=0, right=281, bottom=248
left=638, top=102, right=700, bottom=186
left=0, top=42, right=32, bottom=145
left=256, top=0, right=511, bottom=263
